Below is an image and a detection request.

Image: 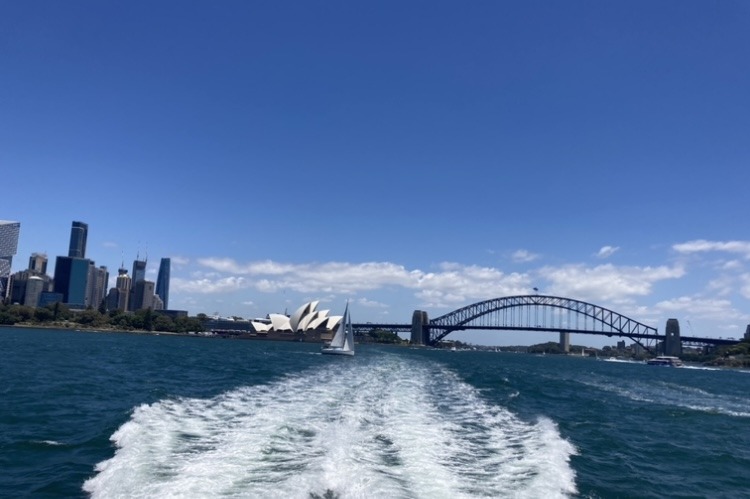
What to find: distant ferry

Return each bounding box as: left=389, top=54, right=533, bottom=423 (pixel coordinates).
left=646, top=356, right=684, bottom=367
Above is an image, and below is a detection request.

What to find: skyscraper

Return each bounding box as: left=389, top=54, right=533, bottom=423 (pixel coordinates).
left=53, top=256, right=89, bottom=307
left=28, top=252, right=48, bottom=274
left=155, top=257, right=171, bottom=310
left=86, top=263, right=108, bottom=309
left=114, top=265, right=131, bottom=311
left=68, top=221, right=88, bottom=258
left=132, top=258, right=146, bottom=285
left=0, top=220, right=21, bottom=298
left=129, top=258, right=147, bottom=311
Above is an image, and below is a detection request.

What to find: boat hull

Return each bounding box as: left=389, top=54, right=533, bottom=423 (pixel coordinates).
left=646, top=356, right=683, bottom=367
left=321, top=347, right=354, bottom=356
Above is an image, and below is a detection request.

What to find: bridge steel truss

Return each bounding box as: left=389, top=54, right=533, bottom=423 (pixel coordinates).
left=427, top=295, right=661, bottom=350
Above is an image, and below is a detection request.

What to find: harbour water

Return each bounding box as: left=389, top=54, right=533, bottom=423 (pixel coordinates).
left=1, top=326, right=749, bottom=498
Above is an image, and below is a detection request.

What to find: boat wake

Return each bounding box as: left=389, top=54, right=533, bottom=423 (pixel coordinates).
left=581, top=377, right=750, bottom=418
left=84, top=355, right=577, bottom=498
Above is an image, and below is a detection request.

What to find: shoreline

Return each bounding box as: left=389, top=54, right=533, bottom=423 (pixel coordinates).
left=0, top=322, right=184, bottom=336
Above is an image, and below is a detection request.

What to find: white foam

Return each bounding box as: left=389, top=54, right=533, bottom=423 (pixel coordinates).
left=84, top=354, right=577, bottom=498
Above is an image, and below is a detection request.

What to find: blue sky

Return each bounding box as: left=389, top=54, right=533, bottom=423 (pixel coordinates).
left=2, top=1, right=749, bottom=346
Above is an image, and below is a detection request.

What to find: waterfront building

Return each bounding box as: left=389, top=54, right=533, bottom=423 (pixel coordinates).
left=9, top=271, right=29, bottom=304
left=155, top=257, right=170, bottom=310
left=131, top=279, right=155, bottom=311
left=53, top=256, right=90, bottom=307
left=0, top=220, right=21, bottom=299
left=111, top=266, right=131, bottom=312
left=68, top=221, right=88, bottom=258
left=24, top=276, right=45, bottom=307
left=86, top=263, right=109, bottom=309
left=39, top=291, right=64, bottom=308
left=28, top=252, right=48, bottom=274
left=8, top=253, right=53, bottom=305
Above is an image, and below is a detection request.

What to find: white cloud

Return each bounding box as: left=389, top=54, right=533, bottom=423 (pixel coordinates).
left=171, top=276, right=247, bottom=294
left=171, top=256, right=190, bottom=266
left=537, top=263, right=685, bottom=302
left=356, top=297, right=388, bottom=308
left=654, top=296, right=744, bottom=322
left=511, top=249, right=539, bottom=263
left=673, top=240, right=750, bottom=258
left=596, top=246, right=619, bottom=259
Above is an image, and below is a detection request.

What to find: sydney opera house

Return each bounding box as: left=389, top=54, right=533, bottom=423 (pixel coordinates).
left=206, top=301, right=344, bottom=342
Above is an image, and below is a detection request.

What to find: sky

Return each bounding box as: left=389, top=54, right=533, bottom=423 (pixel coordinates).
left=2, top=1, right=750, bottom=347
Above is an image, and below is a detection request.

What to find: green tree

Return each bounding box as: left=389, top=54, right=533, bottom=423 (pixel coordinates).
left=153, top=315, right=175, bottom=332
left=34, top=307, right=54, bottom=322
left=76, top=309, right=105, bottom=327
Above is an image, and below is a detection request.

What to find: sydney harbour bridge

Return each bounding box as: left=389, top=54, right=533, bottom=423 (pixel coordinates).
left=352, top=294, right=743, bottom=354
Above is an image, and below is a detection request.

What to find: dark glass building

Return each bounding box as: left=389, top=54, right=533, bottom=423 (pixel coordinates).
left=155, top=257, right=170, bottom=309
left=68, top=221, right=88, bottom=258
left=129, top=258, right=147, bottom=311
left=53, top=256, right=90, bottom=307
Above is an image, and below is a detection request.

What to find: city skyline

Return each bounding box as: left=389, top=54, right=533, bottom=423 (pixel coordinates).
left=2, top=2, right=750, bottom=346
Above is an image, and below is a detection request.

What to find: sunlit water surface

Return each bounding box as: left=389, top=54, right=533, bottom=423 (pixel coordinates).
left=1, top=327, right=749, bottom=498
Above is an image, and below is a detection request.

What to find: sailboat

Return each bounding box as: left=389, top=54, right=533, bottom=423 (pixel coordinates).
left=321, top=303, right=354, bottom=356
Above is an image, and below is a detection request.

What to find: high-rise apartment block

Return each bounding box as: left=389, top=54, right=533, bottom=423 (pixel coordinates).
left=156, top=257, right=171, bottom=309
left=0, top=220, right=21, bottom=298
left=68, top=221, right=88, bottom=258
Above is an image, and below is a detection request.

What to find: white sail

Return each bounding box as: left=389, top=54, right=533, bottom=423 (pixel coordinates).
left=328, top=303, right=348, bottom=349
left=322, top=302, right=354, bottom=356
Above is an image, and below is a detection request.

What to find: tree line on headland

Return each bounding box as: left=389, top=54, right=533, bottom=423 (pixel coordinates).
left=0, top=302, right=206, bottom=334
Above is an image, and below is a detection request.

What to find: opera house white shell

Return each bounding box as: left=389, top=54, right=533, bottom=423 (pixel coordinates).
left=250, top=301, right=343, bottom=334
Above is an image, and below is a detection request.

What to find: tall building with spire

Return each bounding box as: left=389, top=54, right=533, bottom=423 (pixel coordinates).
left=108, top=264, right=131, bottom=312
left=155, top=257, right=171, bottom=310
left=0, top=220, right=21, bottom=299
left=68, top=221, right=88, bottom=258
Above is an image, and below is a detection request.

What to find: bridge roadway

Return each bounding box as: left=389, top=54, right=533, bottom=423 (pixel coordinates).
left=351, top=323, right=741, bottom=347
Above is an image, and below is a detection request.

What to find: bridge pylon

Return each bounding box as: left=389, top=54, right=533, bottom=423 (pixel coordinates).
left=664, top=318, right=682, bottom=356
left=411, top=310, right=429, bottom=345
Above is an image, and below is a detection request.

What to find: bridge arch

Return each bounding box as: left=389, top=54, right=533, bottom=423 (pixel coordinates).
left=425, top=295, right=659, bottom=348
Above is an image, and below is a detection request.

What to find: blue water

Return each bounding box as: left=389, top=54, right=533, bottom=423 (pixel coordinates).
left=2, top=327, right=749, bottom=498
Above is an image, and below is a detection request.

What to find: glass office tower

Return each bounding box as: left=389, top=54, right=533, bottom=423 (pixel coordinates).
left=155, top=257, right=170, bottom=310
left=68, top=221, right=88, bottom=258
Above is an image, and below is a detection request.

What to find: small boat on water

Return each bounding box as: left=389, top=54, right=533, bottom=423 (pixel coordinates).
left=646, top=355, right=683, bottom=367
left=321, top=303, right=354, bottom=356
